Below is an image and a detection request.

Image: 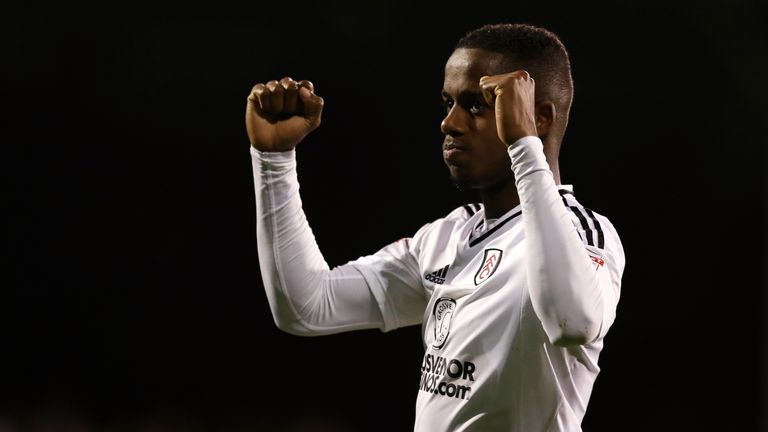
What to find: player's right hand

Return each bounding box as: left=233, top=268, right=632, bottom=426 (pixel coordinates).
left=246, top=77, right=324, bottom=152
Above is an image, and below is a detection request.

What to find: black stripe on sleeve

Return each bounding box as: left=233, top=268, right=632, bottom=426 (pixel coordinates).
left=567, top=205, right=594, bottom=247
left=583, top=208, right=605, bottom=249
left=560, top=193, right=584, bottom=242
left=463, top=204, right=475, bottom=216
left=469, top=210, right=522, bottom=247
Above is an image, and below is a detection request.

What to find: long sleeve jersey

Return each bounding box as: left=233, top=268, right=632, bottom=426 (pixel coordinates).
left=252, top=136, right=625, bottom=431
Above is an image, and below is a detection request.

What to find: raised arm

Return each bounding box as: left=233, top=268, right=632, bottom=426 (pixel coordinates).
left=246, top=77, right=383, bottom=335
left=480, top=72, right=624, bottom=347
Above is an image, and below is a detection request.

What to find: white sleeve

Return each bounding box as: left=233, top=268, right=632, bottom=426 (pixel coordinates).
left=252, top=147, right=384, bottom=336
left=508, top=136, right=625, bottom=346
left=347, top=225, right=431, bottom=332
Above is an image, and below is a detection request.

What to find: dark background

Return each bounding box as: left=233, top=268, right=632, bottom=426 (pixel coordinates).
left=3, top=2, right=766, bottom=431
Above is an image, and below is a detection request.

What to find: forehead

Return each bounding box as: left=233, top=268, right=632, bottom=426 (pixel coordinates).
left=443, top=48, right=511, bottom=91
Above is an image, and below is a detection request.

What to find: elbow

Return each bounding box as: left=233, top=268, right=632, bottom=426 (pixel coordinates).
left=541, top=277, right=605, bottom=347
left=266, top=294, right=324, bottom=336
left=272, top=315, right=320, bottom=337
left=548, top=317, right=601, bottom=347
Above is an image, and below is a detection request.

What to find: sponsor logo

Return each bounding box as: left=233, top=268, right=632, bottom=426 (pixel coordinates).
left=432, top=297, right=456, bottom=350
left=425, top=264, right=449, bottom=284
left=419, top=353, right=476, bottom=400
left=474, top=248, right=503, bottom=285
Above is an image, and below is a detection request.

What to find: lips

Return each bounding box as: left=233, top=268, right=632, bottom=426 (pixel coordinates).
left=443, top=140, right=468, bottom=161
left=443, top=140, right=467, bottom=151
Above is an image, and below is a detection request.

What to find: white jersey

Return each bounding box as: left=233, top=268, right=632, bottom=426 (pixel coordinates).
left=349, top=190, right=623, bottom=431
left=251, top=136, right=625, bottom=432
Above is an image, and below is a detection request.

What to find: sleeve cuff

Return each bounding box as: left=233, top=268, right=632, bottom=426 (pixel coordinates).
left=507, top=136, right=550, bottom=180
left=250, top=146, right=297, bottom=172
left=507, top=135, right=544, bottom=158
left=250, top=146, right=296, bottom=161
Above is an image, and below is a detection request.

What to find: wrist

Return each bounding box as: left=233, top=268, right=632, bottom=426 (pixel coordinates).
left=507, top=136, right=549, bottom=181
left=251, top=146, right=297, bottom=163
left=506, top=135, right=541, bottom=149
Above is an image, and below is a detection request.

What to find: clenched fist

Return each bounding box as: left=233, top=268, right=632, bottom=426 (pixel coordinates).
left=246, top=77, right=324, bottom=152
left=479, top=71, right=538, bottom=146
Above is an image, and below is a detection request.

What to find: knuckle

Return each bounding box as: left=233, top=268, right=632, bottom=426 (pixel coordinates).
left=299, top=80, right=314, bottom=91
left=283, top=81, right=298, bottom=91
left=271, top=84, right=284, bottom=95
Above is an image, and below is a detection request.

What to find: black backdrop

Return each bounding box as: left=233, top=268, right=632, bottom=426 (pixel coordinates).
left=3, top=2, right=766, bottom=431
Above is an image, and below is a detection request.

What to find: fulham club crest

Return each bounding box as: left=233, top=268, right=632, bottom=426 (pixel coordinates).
left=474, top=248, right=503, bottom=285
left=432, top=297, right=456, bottom=350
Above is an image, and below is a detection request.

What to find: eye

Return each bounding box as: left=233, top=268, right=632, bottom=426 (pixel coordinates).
left=442, top=99, right=454, bottom=113
left=469, top=100, right=485, bottom=115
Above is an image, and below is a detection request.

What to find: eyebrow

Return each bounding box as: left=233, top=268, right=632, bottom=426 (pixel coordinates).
left=441, top=89, right=484, bottom=100
left=441, top=89, right=487, bottom=107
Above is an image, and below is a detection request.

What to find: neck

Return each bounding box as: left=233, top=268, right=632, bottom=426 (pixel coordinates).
left=479, top=174, right=520, bottom=220
left=543, top=135, right=562, bottom=185
left=479, top=148, right=561, bottom=220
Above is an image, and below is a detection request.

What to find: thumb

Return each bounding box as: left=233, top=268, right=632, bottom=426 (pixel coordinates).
left=299, top=86, right=324, bottom=126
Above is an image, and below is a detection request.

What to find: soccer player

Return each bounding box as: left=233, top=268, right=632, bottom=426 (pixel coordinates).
left=246, top=23, right=625, bottom=431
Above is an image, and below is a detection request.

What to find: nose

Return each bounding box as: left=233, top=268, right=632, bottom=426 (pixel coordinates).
left=440, top=105, right=468, bottom=137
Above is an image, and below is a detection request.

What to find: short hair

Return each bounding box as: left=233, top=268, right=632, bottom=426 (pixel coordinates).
left=455, top=23, right=574, bottom=122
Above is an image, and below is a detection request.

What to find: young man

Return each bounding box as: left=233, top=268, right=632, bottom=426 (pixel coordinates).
left=246, top=23, right=625, bottom=431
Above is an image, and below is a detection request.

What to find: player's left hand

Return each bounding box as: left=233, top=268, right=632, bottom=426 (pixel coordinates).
left=479, top=71, right=538, bottom=146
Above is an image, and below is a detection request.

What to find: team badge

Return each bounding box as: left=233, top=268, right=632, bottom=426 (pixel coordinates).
left=474, top=248, right=503, bottom=286
left=432, top=297, right=456, bottom=349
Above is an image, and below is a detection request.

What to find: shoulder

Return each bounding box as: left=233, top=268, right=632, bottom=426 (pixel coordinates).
left=559, top=188, right=625, bottom=268
left=430, top=203, right=480, bottom=229
left=410, top=203, right=480, bottom=245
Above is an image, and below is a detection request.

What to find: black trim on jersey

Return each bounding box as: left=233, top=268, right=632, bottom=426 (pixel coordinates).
left=584, top=208, right=605, bottom=248
left=463, top=204, right=475, bottom=217
left=568, top=205, right=594, bottom=246
left=559, top=189, right=605, bottom=249
left=474, top=219, right=483, bottom=231
left=469, top=210, right=522, bottom=247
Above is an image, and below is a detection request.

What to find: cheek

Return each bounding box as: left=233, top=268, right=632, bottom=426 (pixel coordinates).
left=477, top=125, right=508, bottom=161
left=476, top=117, right=501, bottom=145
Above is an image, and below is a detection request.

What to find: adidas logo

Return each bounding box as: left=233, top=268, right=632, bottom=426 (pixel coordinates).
left=425, top=265, right=449, bottom=285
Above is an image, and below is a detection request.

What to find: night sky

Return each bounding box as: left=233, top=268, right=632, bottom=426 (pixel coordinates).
left=3, top=2, right=766, bottom=431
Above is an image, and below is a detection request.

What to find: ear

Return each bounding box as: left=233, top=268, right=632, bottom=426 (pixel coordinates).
left=534, top=101, right=556, bottom=138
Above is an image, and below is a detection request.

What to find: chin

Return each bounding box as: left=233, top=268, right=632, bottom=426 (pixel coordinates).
left=447, top=166, right=473, bottom=189
left=448, top=170, right=486, bottom=191
left=448, top=166, right=514, bottom=192
left=449, top=174, right=471, bottom=192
